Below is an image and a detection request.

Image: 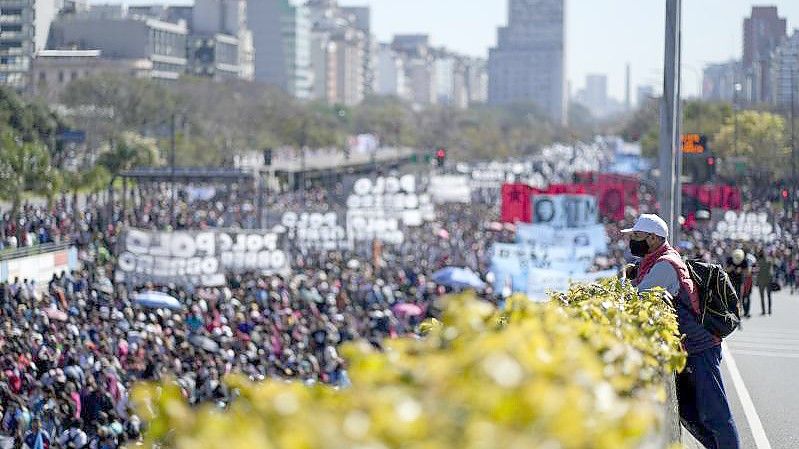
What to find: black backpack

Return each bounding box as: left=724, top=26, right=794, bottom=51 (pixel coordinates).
left=684, top=259, right=741, bottom=338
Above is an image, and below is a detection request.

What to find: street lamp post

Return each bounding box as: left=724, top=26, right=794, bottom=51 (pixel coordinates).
left=659, top=0, right=683, bottom=245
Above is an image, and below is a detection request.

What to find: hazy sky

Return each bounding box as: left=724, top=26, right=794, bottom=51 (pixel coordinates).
left=93, top=0, right=799, bottom=100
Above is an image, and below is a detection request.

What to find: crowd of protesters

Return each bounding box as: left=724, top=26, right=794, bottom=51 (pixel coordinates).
left=0, top=179, right=505, bottom=448
left=0, top=169, right=797, bottom=448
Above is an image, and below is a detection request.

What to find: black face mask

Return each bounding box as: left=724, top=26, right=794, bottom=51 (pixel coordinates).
left=630, top=239, right=650, bottom=257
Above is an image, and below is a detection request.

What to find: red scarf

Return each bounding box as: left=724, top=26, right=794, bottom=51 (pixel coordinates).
left=635, top=242, right=701, bottom=315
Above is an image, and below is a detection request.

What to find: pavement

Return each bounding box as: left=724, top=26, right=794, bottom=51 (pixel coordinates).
left=682, top=289, right=799, bottom=449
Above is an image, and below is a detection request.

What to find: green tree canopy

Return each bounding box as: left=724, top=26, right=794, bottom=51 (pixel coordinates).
left=713, top=110, right=789, bottom=175
left=56, top=75, right=584, bottom=164
left=619, top=100, right=735, bottom=158
left=97, top=131, right=162, bottom=179
left=0, top=133, right=55, bottom=217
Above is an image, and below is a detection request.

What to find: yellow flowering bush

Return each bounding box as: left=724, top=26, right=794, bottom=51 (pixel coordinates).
left=131, top=279, right=686, bottom=449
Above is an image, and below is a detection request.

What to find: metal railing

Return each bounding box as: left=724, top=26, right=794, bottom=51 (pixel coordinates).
left=0, top=241, right=72, bottom=262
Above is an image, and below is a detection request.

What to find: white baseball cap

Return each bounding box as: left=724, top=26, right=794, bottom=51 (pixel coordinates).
left=621, top=214, right=669, bottom=238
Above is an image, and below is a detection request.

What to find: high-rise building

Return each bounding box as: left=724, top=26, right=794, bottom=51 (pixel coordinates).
left=636, top=85, right=655, bottom=106
left=392, top=34, right=436, bottom=106
left=434, top=51, right=456, bottom=105
left=771, top=30, right=799, bottom=109
left=582, top=74, right=608, bottom=116
left=340, top=6, right=374, bottom=95
left=248, top=0, right=313, bottom=98
left=451, top=57, right=469, bottom=109
left=307, top=0, right=370, bottom=105
left=0, top=0, right=62, bottom=88
left=189, top=0, right=254, bottom=81
left=702, top=60, right=741, bottom=102
left=49, top=8, right=189, bottom=82
left=463, top=58, right=488, bottom=105
left=310, top=18, right=365, bottom=105
left=375, top=42, right=407, bottom=99
left=488, top=0, right=567, bottom=124
left=433, top=52, right=483, bottom=109
left=742, top=6, right=786, bottom=104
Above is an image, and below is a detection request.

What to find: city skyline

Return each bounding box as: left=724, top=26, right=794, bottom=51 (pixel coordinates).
left=92, top=0, right=799, bottom=101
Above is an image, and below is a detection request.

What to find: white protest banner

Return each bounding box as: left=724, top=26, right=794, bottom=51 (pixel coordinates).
left=116, top=228, right=289, bottom=286
left=489, top=243, right=594, bottom=295
left=346, top=174, right=430, bottom=228
left=562, top=195, right=599, bottom=228
left=531, top=195, right=565, bottom=227
left=346, top=210, right=405, bottom=245
left=516, top=223, right=607, bottom=254
left=562, top=224, right=608, bottom=254
left=429, top=175, right=472, bottom=203
left=489, top=243, right=529, bottom=293
left=713, top=211, right=776, bottom=242
left=531, top=194, right=598, bottom=228
left=280, top=211, right=348, bottom=250
left=526, top=268, right=573, bottom=302
left=526, top=268, right=618, bottom=302
left=515, top=223, right=557, bottom=248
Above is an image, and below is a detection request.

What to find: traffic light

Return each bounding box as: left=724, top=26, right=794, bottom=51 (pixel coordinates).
left=683, top=153, right=716, bottom=183
left=435, top=148, right=446, bottom=167
left=782, top=189, right=789, bottom=200
left=263, top=148, right=273, bottom=166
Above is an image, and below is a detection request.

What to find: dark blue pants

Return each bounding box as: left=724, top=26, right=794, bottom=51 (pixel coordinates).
left=677, top=345, right=741, bottom=449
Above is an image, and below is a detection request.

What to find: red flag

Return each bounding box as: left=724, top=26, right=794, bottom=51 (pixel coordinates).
left=501, top=183, right=532, bottom=223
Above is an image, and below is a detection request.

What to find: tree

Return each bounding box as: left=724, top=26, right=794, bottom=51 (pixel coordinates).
left=61, top=75, right=174, bottom=133
left=94, top=132, right=160, bottom=223
left=61, top=165, right=111, bottom=225
left=351, top=96, right=416, bottom=147
left=713, top=110, right=789, bottom=177
left=619, top=100, right=735, bottom=158
left=0, top=132, right=55, bottom=220
left=57, top=73, right=600, bottom=164
left=96, top=131, right=161, bottom=179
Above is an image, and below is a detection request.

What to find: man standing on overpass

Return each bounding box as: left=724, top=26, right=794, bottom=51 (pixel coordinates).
left=623, top=214, right=740, bottom=449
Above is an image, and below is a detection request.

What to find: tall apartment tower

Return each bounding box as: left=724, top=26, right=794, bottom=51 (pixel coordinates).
left=488, top=0, right=567, bottom=125
left=0, top=0, right=61, bottom=88
left=248, top=0, right=313, bottom=99
left=742, top=6, right=786, bottom=104
left=770, top=30, right=799, bottom=109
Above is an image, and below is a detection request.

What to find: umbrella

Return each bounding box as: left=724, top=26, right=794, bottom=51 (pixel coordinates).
left=94, top=277, right=114, bottom=295
left=133, top=291, right=183, bottom=310
left=43, top=307, right=68, bottom=322
left=432, top=267, right=487, bottom=290
left=189, top=334, right=220, bottom=353
left=393, top=303, right=423, bottom=318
